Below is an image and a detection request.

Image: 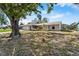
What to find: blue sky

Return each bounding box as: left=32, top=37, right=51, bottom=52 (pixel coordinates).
left=20, top=3, right=79, bottom=25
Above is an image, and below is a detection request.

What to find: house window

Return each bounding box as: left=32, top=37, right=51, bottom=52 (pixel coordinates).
left=52, top=26, right=55, bottom=29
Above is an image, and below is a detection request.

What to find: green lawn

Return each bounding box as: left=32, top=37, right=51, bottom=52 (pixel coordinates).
left=0, top=28, right=11, bottom=32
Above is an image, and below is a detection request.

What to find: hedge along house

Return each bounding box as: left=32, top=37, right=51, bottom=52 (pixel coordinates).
left=22, top=22, right=62, bottom=31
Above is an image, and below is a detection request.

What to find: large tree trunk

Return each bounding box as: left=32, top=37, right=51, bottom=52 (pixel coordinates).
left=10, top=16, right=21, bottom=39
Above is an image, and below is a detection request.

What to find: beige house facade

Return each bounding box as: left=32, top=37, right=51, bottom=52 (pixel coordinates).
left=21, top=22, right=62, bottom=31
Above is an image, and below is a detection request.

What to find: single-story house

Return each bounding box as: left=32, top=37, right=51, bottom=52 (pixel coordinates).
left=21, top=22, right=62, bottom=31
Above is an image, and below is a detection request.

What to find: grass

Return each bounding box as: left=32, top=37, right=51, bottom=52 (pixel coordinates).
left=0, top=28, right=11, bottom=32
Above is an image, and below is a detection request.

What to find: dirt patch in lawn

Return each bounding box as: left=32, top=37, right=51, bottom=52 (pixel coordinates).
left=0, top=32, right=79, bottom=56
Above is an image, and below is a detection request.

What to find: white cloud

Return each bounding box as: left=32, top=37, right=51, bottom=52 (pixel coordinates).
left=72, top=4, right=79, bottom=9
left=19, top=15, right=37, bottom=24
left=51, top=14, right=64, bottom=19
left=56, top=3, right=66, bottom=7
left=48, top=12, right=71, bottom=19
left=66, top=4, right=79, bottom=10
left=56, top=3, right=79, bottom=10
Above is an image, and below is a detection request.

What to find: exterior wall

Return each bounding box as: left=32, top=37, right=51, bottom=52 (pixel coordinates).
left=59, top=23, right=62, bottom=30
left=22, top=23, right=62, bottom=31
left=55, top=25, right=60, bottom=30
left=47, top=25, right=61, bottom=30
left=22, top=25, right=39, bottom=30
left=22, top=25, right=31, bottom=30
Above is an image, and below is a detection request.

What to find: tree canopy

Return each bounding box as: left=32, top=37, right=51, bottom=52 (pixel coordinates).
left=0, top=3, right=54, bottom=38
left=0, top=3, right=54, bottom=20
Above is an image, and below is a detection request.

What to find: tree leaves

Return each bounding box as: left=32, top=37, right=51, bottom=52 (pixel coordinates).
left=0, top=3, right=54, bottom=20
left=47, top=3, right=54, bottom=13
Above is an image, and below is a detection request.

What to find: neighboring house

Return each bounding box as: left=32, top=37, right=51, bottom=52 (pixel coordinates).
left=21, top=22, right=62, bottom=31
